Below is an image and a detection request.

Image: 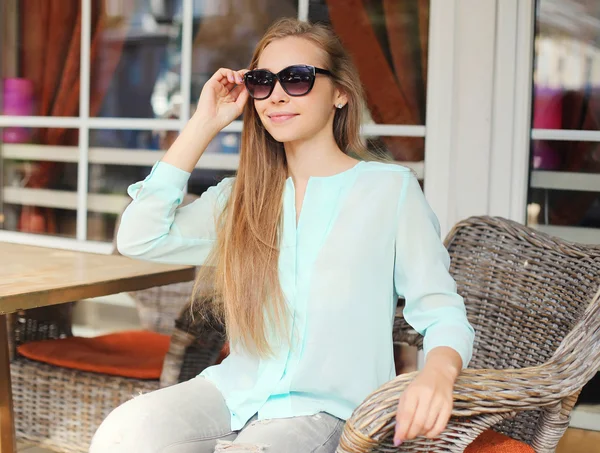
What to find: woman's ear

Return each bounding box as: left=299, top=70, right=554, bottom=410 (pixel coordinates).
left=334, top=86, right=349, bottom=109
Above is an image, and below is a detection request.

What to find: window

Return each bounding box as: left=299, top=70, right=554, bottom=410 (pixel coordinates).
left=528, top=0, right=600, bottom=244
left=1, top=0, right=430, bottom=252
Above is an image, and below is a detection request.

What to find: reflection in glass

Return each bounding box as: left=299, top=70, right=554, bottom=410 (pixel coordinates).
left=309, top=0, right=429, bottom=161
left=533, top=0, right=600, bottom=132
left=190, top=0, right=298, bottom=108
left=363, top=136, right=425, bottom=179
left=92, top=0, right=183, bottom=119
left=87, top=161, right=151, bottom=242
left=92, top=0, right=301, bottom=119
left=1, top=128, right=79, bottom=237
left=1, top=0, right=82, bottom=117
left=88, top=126, right=164, bottom=242
left=528, top=188, right=600, bottom=230
left=87, top=128, right=237, bottom=241
left=89, top=128, right=172, bottom=198
left=528, top=1, right=600, bottom=240
left=188, top=131, right=239, bottom=195
left=528, top=139, right=600, bottom=229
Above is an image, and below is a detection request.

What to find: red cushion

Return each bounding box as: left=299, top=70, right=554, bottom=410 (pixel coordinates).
left=17, top=331, right=171, bottom=379
left=465, top=429, right=534, bottom=453
left=216, top=342, right=230, bottom=365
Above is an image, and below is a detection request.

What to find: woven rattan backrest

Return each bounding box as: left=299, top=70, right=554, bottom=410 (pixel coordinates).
left=444, top=216, right=600, bottom=370
left=444, top=216, right=600, bottom=443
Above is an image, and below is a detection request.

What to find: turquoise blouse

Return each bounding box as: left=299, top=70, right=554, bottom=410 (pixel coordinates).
left=117, top=159, right=474, bottom=430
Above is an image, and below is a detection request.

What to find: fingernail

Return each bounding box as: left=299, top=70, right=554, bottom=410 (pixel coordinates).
left=393, top=437, right=402, bottom=447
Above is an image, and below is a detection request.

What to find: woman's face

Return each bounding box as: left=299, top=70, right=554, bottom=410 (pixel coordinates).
left=253, top=36, right=345, bottom=144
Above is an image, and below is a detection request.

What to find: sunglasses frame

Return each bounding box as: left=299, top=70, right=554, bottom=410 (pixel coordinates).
left=243, top=64, right=332, bottom=100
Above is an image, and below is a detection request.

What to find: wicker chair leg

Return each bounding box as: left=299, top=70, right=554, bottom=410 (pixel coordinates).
left=531, top=400, right=571, bottom=453
left=560, top=391, right=581, bottom=418
left=160, top=328, right=196, bottom=388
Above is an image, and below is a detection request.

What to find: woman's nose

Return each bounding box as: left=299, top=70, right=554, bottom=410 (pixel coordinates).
left=269, top=80, right=289, bottom=104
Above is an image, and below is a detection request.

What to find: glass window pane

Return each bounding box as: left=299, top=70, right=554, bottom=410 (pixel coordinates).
left=88, top=127, right=171, bottom=241
left=91, top=0, right=183, bottom=119
left=1, top=128, right=79, bottom=237
left=189, top=131, right=239, bottom=196
left=88, top=128, right=236, bottom=242
left=1, top=0, right=81, bottom=117
left=528, top=1, right=600, bottom=246
left=527, top=139, right=600, bottom=244
left=363, top=136, right=425, bottom=181
left=190, top=0, right=298, bottom=106
left=364, top=135, right=425, bottom=165
left=309, top=0, right=429, bottom=130
left=533, top=0, right=600, bottom=131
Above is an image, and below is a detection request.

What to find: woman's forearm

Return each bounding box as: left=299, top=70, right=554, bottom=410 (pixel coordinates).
left=161, top=112, right=221, bottom=173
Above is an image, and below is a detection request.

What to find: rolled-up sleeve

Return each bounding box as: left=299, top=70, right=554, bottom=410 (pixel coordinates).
left=393, top=173, right=474, bottom=368
left=117, top=161, right=234, bottom=265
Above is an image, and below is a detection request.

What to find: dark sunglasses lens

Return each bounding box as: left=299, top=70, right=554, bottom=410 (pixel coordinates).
left=245, top=70, right=274, bottom=99
left=279, top=66, right=314, bottom=96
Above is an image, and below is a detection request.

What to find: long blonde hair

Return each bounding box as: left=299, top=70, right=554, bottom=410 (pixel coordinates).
left=194, top=18, right=376, bottom=357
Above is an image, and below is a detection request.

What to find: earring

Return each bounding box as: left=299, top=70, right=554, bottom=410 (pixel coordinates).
left=336, top=103, right=344, bottom=109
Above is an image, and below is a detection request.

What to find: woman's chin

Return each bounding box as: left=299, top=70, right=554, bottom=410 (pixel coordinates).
left=268, top=130, right=304, bottom=144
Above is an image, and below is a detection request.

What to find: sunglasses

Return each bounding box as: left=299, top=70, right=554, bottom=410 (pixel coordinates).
left=243, top=64, right=332, bottom=100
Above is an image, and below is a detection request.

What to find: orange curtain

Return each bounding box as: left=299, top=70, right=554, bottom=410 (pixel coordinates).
left=325, top=0, right=428, bottom=161
left=18, top=0, right=125, bottom=233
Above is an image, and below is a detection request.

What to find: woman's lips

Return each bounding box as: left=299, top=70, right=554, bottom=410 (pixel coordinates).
left=268, top=113, right=299, bottom=124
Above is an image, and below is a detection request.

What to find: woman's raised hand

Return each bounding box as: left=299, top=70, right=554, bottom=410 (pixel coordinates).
left=195, top=68, right=249, bottom=131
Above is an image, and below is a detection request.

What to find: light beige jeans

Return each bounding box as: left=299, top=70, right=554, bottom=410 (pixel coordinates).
left=90, top=376, right=344, bottom=453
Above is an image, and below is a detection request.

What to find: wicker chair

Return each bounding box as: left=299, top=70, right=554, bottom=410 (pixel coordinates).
left=337, top=216, right=600, bottom=453
left=8, top=194, right=226, bottom=453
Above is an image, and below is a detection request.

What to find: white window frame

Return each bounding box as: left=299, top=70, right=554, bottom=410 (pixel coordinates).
left=0, top=0, right=428, bottom=253
left=424, top=0, right=535, bottom=236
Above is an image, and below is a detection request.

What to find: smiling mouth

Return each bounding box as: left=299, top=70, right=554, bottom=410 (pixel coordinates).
left=267, top=113, right=299, bottom=124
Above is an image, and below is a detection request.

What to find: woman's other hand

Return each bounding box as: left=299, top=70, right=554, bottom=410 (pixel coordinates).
left=393, top=347, right=462, bottom=446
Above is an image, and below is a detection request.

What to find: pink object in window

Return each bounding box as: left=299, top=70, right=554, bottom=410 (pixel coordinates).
left=532, top=87, right=562, bottom=170
left=2, top=78, right=35, bottom=143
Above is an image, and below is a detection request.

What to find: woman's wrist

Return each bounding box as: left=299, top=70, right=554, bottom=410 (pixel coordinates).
left=423, top=347, right=462, bottom=382
left=189, top=111, right=222, bottom=139
left=161, top=114, right=219, bottom=172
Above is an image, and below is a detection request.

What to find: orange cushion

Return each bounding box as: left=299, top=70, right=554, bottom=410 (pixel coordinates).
left=216, top=342, right=230, bottom=365
left=465, top=429, right=534, bottom=453
left=17, top=331, right=171, bottom=379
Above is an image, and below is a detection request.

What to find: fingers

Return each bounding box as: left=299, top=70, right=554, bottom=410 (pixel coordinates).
left=234, top=84, right=249, bottom=108
left=395, top=389, right=450, bottom=444
left=212, top=68, right=246, bottom=86
left=204, top=68, right=247, bottom=96
left=405, top=393, right=429, bottom=440
left=394, top=392, right=416, bottom=445
left=425, top=400, right=452, bottom=439
left=229, top=84, right=244, bottom=99
left=228, top=83, right=249, bottom=108
left=421, top=396, right=444, bottom=437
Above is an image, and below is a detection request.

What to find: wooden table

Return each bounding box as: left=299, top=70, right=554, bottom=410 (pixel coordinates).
left=0, top=242, right=196, bottom=453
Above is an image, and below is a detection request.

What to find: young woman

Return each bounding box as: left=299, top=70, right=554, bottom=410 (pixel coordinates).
left=91, top=18, right=474, bottom=453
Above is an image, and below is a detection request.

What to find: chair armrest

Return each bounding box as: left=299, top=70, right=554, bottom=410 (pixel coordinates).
left=159, top=301, right=226, bottom=387
left=128, top=279, right=197, bottom=335
left=337, top=363, right=569, bottom=453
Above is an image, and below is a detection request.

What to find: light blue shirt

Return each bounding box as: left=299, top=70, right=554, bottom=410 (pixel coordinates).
left=117, top=160, right=474, bottom=430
